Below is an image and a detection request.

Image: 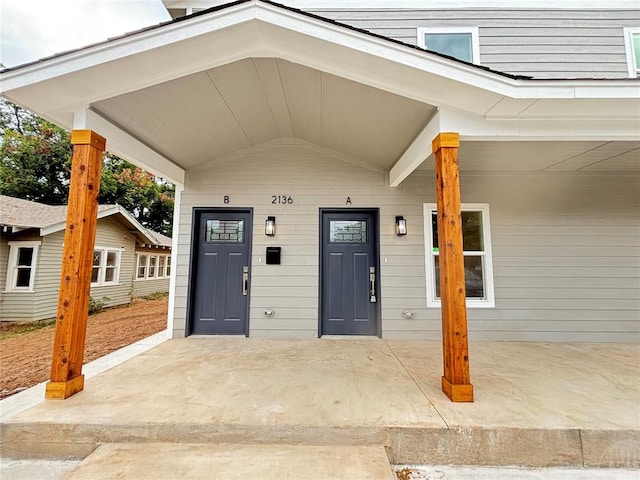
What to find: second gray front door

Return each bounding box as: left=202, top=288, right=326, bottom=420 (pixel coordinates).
left=320, top=210, right=379, bottom=336
left=189, top=209, right=252, bottom=335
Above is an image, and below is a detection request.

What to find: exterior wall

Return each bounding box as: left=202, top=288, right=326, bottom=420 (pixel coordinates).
left=132, top=248, right=171, bottom=298
left=89, top=217, right=137, bottom=309
left=308, top=8, right=640, bottom=79
left=172, top=142, right=640, bottom=342
left=133, top=278, right=170, bottom=298
left=0, top=231, right=43, bottom=321
left=0, top=218, right=139, bottom=322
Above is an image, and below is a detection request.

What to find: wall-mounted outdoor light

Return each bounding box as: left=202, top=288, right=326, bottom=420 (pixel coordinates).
left=395, top=216, right=407, bottom=236
left=265, top=216, right=276, bottom=236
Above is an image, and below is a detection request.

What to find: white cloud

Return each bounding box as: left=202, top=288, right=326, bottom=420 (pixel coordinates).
left=0, top=0, right=170, bottom=68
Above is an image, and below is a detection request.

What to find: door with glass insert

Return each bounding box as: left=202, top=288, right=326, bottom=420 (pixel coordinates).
left=320, top=210, right=379, bottom=336
left=190, top=209, right=252, bottom=335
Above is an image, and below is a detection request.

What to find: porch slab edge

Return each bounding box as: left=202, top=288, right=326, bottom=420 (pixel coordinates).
left=3, top=423, right=638, bottom=468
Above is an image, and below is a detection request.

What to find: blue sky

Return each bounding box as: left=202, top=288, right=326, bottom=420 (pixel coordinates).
left=0, top=0, right=170, bottom=68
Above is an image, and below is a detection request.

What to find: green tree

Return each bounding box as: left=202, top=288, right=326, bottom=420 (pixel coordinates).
left=0, top=100, right=174, bottom=236
left=0, top=100, right=72, bottom=204
left=100, top=155, right=174, bottom=236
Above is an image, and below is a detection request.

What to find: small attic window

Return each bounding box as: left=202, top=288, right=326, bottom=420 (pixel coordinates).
left=624, top=28, right=640, bottom=78
left=417, top=27, right=480, bottom=64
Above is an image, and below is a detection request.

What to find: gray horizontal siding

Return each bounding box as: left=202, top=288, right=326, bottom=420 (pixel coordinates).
left=90, top=217, right=137, bottom=308
left=172, top=142, right=640, bottom=342
left=133, top=278, right=170, bottom=298
left=309, top=9, right=640, bottom=78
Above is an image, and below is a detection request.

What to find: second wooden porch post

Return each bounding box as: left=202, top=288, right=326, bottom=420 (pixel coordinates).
left=45, top=130, right=105, bottom=400
left=432, top=132, right=474, bottom=402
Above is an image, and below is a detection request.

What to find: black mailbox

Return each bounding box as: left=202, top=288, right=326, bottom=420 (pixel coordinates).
left=266, top=247, right=281, bottom=265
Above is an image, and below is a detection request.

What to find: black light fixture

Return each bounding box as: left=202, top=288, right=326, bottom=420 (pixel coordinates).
left=265, top=216, right=276, bottom=236
left=395, top=216, right=407, bottom=236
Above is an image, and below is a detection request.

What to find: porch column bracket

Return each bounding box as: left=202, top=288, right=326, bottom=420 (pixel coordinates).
left=45, top=130, right=105, bottom=400
left=432, top=132, right=474, bottom=403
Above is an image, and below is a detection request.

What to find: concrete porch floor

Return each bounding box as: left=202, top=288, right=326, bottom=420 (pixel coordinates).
left=1, top=338, right=638, bottom=470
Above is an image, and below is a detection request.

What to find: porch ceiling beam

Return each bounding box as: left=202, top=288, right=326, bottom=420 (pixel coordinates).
left=74, top=109, right=185, bottom=185
left=441, top=108, right=640, bottom=142
left=389, top=111, right=440, bottom=187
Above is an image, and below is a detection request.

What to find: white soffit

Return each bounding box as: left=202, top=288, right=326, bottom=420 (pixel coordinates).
left=2, top=1, right=638, bottom=119
left=92, top=58, right=436, bottom=170
left=1, top=0, right=639, bottom=181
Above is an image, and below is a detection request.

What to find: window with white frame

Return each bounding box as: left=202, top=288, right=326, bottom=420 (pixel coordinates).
left=135, top=253, right=171, bottom=280
left=5, top=241, right=40, bottom=291
left=423, top=204, right=495, bottom=308
left=417, top=27, right=480, bottom=64
left=91, top=247, right=121, bottom=285
left=624, top=28, right=640, bottom=77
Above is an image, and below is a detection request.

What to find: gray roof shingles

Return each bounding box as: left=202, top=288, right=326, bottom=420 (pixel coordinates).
left=0, top=195, right=170, bottom=246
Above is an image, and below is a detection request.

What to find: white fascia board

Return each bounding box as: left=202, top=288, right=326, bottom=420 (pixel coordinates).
left=103, top=206, right=157, bottom=245
left=40, top=205, right=157, bottom=243
left=2, top=0, right=638, bottom=123
left=441, top=108, right=640, bottom=141
left=76, top=109, right=185, bottom=185
left=163, top=0, right=640, bottom=9
left=389, top=111, right=440, bottom=187
left=255, top=4, right=640, bottom=102
left=0, top=3, right=262, bottom=94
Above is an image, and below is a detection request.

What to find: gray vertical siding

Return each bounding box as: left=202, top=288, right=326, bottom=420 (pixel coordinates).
left=307, top=9, right=640, bottom=78
left=172, top=142, right=640, bottom=342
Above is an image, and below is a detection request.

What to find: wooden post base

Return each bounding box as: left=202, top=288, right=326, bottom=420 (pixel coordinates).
left=45, top=375, right=85, bottom=400
left=442, top=376, right=474, bottom=402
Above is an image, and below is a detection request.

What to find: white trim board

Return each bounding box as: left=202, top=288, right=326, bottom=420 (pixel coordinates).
left=163, top=0, right=640, bottom=10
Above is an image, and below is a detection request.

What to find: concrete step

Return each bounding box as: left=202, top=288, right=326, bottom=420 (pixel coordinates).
left=64, top=443, right=395, bottom=480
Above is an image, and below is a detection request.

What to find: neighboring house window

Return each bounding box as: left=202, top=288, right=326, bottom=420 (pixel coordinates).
left=5, top=241, right=40, bottom=291
left=417, top=27, right=480, bottom=64
left=91, top=247, right=121, bottom=285
left=624, top=28, right=640, bottom=77
left=137, top=254, right=147, bottom=279
left=135, top=253, right=171, bottom=280
left=423, top=204, right=495, bottom=308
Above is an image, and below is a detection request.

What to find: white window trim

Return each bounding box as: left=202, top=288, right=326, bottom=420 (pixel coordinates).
left=423, top=203, right=495, bottom=308
left=623, top=27, right=640, bottom=78
left=135, top=253, right=171, bottom=280
left=417, top=26, right=481, bottom=64
left=4, top=241, right=41, bottom=292
left=92, top=246, right=121, bottom=286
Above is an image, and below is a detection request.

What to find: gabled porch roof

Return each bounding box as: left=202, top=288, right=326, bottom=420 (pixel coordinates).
left=1, top=0, right=638, bottom=185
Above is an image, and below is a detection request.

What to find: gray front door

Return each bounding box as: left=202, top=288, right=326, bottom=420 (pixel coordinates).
left=320, top=210, right=379, bottom=336
left=189, top=209, right=252, bottom=335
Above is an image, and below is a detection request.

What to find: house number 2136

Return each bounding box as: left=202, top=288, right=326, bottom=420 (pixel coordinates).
left=272, top=195, right=293, bottom=205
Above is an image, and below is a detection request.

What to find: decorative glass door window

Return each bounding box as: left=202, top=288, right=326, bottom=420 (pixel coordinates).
left=329, top=220, right=368, bottom=243
left=205, top=220, right=244, bottom=243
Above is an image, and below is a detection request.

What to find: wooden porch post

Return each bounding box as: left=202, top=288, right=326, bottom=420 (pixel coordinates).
left=45, top=130, right=105, bottom=400
left=432, top=132, right=474, bottom=402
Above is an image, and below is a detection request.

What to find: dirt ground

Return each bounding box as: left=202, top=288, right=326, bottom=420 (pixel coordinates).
left=0, top=297, right=167, bottom=399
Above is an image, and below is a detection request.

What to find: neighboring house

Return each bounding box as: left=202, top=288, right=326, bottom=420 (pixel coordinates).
left=1, top=1, right=638, bottom=341
left=0, top=195, right=171, bottom=322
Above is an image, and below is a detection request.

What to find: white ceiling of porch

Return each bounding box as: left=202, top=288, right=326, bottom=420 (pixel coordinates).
left=93, top=58, right=436, bottom=171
